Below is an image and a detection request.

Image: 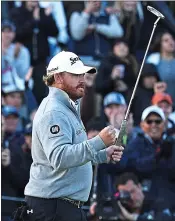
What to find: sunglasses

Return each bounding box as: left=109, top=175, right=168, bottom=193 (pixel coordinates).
left=146, top=119, right=162, bottom=125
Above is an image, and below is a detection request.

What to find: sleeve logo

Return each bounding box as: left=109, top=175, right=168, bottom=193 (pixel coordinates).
left=50, top=125, right=60, bottom=134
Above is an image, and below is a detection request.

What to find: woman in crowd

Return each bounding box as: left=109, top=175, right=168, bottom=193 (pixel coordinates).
left=147, top=31, right=175, bottom=104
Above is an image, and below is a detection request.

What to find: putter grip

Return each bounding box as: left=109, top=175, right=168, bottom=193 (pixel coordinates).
left=115, top=119, right=128, bottom=146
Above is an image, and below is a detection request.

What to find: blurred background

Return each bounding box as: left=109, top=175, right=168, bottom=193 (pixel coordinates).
left=1, top=1, right=175, bottom=221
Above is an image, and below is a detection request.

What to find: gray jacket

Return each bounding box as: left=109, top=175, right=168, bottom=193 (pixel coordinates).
left=25, top=86, right=107, bottom=201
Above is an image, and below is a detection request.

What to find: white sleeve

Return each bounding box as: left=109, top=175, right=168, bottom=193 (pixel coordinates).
left=70, top=12, right=90, bottom=41
left=95, top=14, right=124, bottom=38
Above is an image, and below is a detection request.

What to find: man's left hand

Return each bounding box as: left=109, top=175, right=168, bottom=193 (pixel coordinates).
left=118, top=201, right=139, bottom=221
left=106, top=145, right=124, bottom=162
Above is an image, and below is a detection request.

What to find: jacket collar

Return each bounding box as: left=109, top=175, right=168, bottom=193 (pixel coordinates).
left=48, top=86, right=80, bottom=112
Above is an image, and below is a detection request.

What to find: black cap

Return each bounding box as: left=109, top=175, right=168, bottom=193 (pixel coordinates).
left=113, top=37, right=128, bottom=47
left=2, top=20, right=16, bottom=32
left=142, top=63, right=159, bottom=78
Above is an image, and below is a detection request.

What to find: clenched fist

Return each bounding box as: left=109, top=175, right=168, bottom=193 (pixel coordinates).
left=99, top=126, right=117, bottom=147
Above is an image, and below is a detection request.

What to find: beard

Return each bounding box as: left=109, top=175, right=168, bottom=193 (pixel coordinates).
left=62, top=81, right=85, bottom=101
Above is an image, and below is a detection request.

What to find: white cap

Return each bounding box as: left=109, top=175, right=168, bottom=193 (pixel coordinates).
left=47, top=51, right=97, bottom=76
left=141, top=105, right=166, bottom=121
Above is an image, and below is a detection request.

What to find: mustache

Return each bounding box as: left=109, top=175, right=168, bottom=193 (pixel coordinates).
left=77, top=83, right=85, bottom=88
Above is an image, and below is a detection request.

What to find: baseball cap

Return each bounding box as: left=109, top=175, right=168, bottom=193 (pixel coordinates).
left=2, top=105, right=19, bottom=118
left=152, top=92, right=173, bottom=105
left=141, top=105, right=165, bottom=121
left=2, top=20, right=16, bottom=32
left=103, top=92, right=126, bottom=107
left=47, top=51, right=97, bottom=76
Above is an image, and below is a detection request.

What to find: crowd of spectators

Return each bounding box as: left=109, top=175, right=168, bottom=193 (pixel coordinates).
left=1, top=1, right=175, bottom=221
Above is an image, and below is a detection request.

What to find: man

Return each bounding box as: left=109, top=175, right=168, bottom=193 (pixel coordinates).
left=116, top=172, right=175, bottom=221
left=151, top=92, right=175, bottom=135
left=103, top=92, right=134, bottom=145
left=24, top=51, right=124, bottom=221
left=1, top=20, right=31, bottom=84
left=124, top=106, right=175, bottom=203
left=69, top=0, right=123, bottom=58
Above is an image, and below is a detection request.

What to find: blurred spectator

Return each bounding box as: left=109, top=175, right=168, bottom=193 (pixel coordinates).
left=107, top=1, right=144, bottom=54
left=130, top=63, right=160, bottom=126
left=115, top=172, right=175, bottom=221
left=21, top=123, right=33, bottom=184
left=81, top=72, right=97, bottom=127
left=86, top=116, right=105, bottom=139
left=39, top=1, right=69, bottom=57
left=147, top=31, right=175, bottom=103
left=125, top=106, right=175, bottom=202
left=1, top=108, right=27, bottom=219
left=3, top=89, right=30, bottom=132
left=95, top=38, right=137, bottom=98
left=151, top=92, right=175, bottom=135
left=10, top=1, right=58, bottom=104
left=103, top=92, right=134, bottom=145
left=69, top=0, right=123, bottom=58
left=1, top=20, right=32, bottom=87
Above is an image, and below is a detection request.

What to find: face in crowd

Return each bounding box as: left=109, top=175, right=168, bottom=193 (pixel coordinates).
left=117, top=179, right=144, bottom=209
left=141, top=113, right=165, bottom=141
left=161, top=32, right=175, bottom=54
left=156, top=101, right=172, bottom=118
left=4, top=92, right=23, bottom=109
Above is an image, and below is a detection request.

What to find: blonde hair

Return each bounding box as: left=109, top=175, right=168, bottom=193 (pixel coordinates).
left=43, top=74, right=55, bottom=86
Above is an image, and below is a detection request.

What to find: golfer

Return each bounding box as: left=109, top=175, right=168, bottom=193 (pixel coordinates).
left=24, top=51, right=124, bottom=221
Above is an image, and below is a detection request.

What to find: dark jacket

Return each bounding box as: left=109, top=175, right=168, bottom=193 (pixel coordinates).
left=128, top=63, right=160, bottom=126
left=95, top=54, right=136, bottom=98
left=72, top=12, right=112, bottom=58
left=125, top=133, right=175, bottom=199
left=10, top=5, right=58, bottom=65
left=137, top=193, right=175, bottom=221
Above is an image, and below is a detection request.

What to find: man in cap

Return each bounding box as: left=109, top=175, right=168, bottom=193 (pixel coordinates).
left=151, top=92, right=175, bottom=135
left=103, top=92, right=133, bottom=145
left=124, top=105, right=175, bottom=203
left=24, top=51, right=124, bottom=221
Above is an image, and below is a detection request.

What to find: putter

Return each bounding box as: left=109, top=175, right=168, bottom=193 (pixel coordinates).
left=114, top=6, right=165, bottom=149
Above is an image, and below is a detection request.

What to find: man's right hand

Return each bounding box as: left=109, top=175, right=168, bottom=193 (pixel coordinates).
left=99, top=126, right=116, bottom=147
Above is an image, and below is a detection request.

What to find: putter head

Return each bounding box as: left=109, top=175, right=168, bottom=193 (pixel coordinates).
left=147, top=6, right=165, bottom=19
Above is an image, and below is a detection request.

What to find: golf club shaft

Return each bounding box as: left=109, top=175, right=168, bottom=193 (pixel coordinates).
left=115, top=17, right=161, bottom=148
left=125, top=17, right=160, bottom=120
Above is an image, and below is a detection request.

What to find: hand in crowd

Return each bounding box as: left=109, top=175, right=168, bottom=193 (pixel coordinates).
left=127, top=113, right=134, bottom=135
left=84, top=73, right=96, bottom=87
left=99, top=126, right=117, bottom=147
left=86, top=24, right=96, bottom=34
left=25, top=66, right=33, bottom=82
left=108, top=106, right=126, bottom=129
left=33, top=6, right=40, bottom=20
left=106, top=145, right=124, bottom=162
left=109, top=111, right=125, bottom=129
left=14, top=42, right=22, bottom=58
left=115, top=80, right=128, bottom=92
left=89, top=201, right=97, bottom=215
left=118, top=201, right=139, bottom=221
left=84, top=1, right=100, bottom=14
left=45, top=6, right=52, bottom=16
left=111, top=65, right=124, bottom=80
left=2, top=148, right=11, bottom=167
left=154, top=82, right=167, bottom=94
